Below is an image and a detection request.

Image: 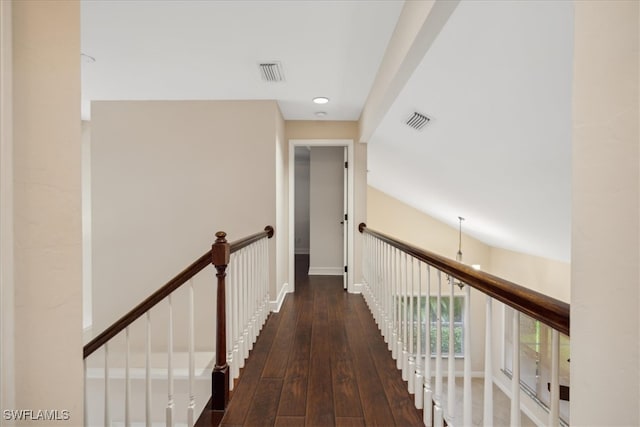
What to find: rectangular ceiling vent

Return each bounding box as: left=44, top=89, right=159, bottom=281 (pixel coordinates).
left=405, top=111, right=430, bottom=131
left=259, top=62, right=285, bottom=83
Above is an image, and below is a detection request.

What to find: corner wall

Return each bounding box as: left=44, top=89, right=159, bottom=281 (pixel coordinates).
left=571, top=1, right=640, bottom=424
left=12, top=0, right=83, bottom=421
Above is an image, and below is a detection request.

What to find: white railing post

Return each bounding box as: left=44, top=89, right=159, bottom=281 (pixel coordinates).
left=242, top=248, right=250, bottom=361
left=386, top=242, right=393, bottom=350
left=408, top=257, right=416, bottom=394
left=423, top=265, right=433, bottom=426
left=393, top=248, right=400, bottom=364
left=126, top=326, right=131, bottom=427
left=104, top=342, right=110, bottom=427
left=483, top=297, right=493, bottom=427
left=231, top=253, right=240, bottom=382
left=414, top=261, right=424, bottom=409
left=463, top=283, right=472, bottom=426
left=510, top=310, right=520, bottom=427
left=166, top=296, right=174, bottom=427
left=145, top=311, right=152, bottom=427
left=549, top=329, right=560, bottom=426
left=84, top=359, right=88, bottom=427
left=447, top=276, right=455, bottom=424
left=434, top=270, right=444, bottom=427
left=187, top=279, right=195, bottom=427
left=402, top=253, right=409, bottom=381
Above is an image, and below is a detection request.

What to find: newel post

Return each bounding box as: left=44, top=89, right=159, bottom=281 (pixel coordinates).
left=212, top=231, right=230, bottom=411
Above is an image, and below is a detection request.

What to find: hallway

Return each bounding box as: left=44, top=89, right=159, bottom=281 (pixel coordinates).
left=212, top=255, right=423, bottom=426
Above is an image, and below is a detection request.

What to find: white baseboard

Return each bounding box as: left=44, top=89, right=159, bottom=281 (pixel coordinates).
left=350, top=283, right=363, bottom=294
left=270, top=282, right=291, bottom=312
left=308, top=267, right=343, bottom=276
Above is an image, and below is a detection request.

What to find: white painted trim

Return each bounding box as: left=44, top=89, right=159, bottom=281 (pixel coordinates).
left=351, top=283, right=363, bottom=294
left=288, top=139, right=355, bottom=293
left=308, top=267, right=344, bottom=276
left=0, top=0, right=15, bottom=409
left=270, top=282, right=291, bottom=313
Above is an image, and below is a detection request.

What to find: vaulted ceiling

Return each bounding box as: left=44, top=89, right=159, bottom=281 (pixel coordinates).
left=81, top=0, right=573, bottom=262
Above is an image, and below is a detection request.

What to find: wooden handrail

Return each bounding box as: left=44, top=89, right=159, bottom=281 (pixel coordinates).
left=83, top=226, right=274, bottom=359
left=359, top=223, right=570, bottom=336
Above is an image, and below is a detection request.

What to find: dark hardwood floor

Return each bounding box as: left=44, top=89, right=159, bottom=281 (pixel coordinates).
left=197, top=255, right=423, bottom=427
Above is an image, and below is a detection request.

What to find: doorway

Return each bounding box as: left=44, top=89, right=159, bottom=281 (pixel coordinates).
left=288, top=139, right=354, bottom=293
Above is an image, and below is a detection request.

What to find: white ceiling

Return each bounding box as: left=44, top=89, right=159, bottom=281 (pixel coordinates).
left=82, top=0, right=573, bottom=263
left=368, top=0, right=573, bottom=261
left=80, top=0, right=403, bottom=121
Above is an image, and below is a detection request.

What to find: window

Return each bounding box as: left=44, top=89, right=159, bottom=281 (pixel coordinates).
left=503, top=308, right=570, bottom=424
left=400, top=295, right=465, bottom=357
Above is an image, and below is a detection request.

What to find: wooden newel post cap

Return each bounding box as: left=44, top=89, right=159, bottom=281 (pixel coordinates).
left=212, top=231, right=230, bottom=266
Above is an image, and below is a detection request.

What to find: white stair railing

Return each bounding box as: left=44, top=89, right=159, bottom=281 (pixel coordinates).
left=360, top=223, right=570, bottom=427
left=83, top=226, right=274, bottom=426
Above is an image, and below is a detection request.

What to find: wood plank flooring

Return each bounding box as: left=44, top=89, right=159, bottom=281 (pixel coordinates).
left=198, top=255, right=423, bottom=427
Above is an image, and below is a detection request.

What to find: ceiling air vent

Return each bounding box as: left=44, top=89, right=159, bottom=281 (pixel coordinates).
left=405, top=111, right=430, bottom=131
left=259, top=62, right=285, bottom=83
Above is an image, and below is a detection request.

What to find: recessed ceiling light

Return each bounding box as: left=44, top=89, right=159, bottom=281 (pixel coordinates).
left=315, top=111, right=327, bottom=117
left=313, top=97, right=329, bottom=105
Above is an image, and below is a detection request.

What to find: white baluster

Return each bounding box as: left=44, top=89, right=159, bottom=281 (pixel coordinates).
left=402, top=253, right=409, bottom=381
left=423, top=265, right=433, bottom=427
left=549, top=329, right=560, bottom=426
left=408, top=257, right=415, bottom=394
left=242, top=248, right=250, bottom=360
left=510, top=310, right=520, bottom=427
left=187, top=280, right=195, bottom=427
left=463, top=283, right=472, bottom=426
left=434, top=270, right=443, bottom=427
left=387, top=243, right=393, bottom=346
left=262, top=237, right=268, bottom=326
left=126, top=326, right=131, bottom=427
left=231, top=253, right=240, bottom=381
left=104, top=342, right=110, bottom=427
left=382, top=242, right=389, bottom=348
left=393, top=248, right=400, bottom=363
left=226, top=253, right=233, bottom=392
left=166, top=296, right=174, bottom=427
left=84, top=359, right=88, bottom=427
left=145, top=311, right=152, bottom=427
left=483, top=297, right=493, bottom=427
left=237, top=250, right=246, bottom=368
left=447, top=276, right=455, bottom=424
left=415, top=261, right=424, bottom=409
left=248, top=245, right=255, bottom=348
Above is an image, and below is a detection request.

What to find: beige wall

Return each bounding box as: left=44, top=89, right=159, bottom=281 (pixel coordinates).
left=571, top=1, right=640, bottom=424
left=285, top=121, right=367, bottom=286
left=12, top=0, right=83, bottom=422
left=91, top=101, right=280, bottom=340
left=489, top=247, right=570, bottom=303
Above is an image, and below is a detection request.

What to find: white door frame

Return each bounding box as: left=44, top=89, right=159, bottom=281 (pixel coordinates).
left=288, top=139, right=355, bottom=293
